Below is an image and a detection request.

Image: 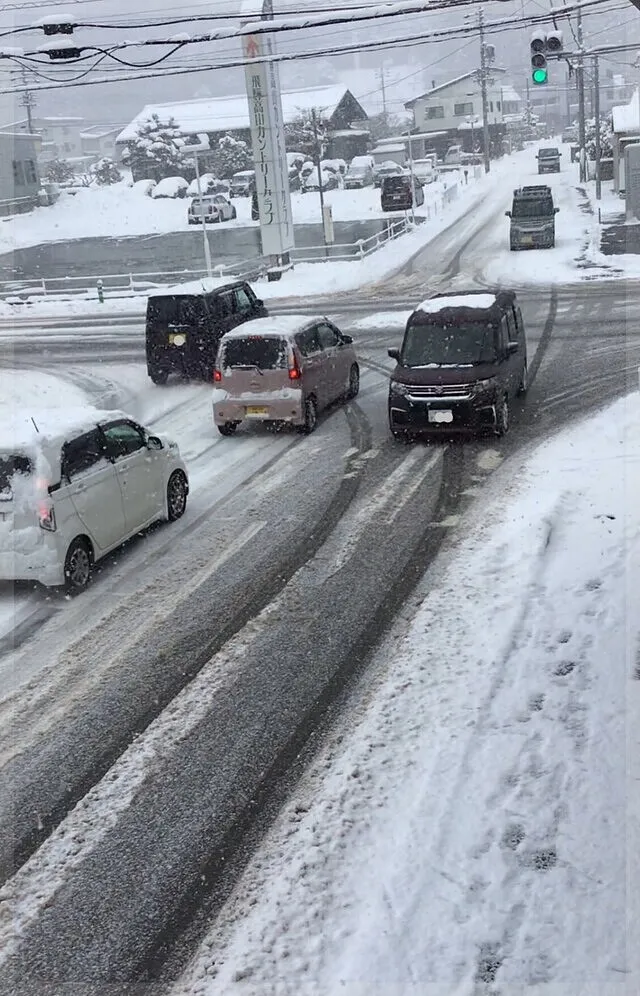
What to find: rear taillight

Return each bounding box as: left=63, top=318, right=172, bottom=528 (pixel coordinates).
left=288, top=352, right=301, bottom=380
left=38, top=500, right=56, bottom=532
left=213, top=368, right=222, bottom=382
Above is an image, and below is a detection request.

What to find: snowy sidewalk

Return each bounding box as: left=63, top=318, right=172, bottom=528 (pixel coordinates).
left=172, top=393, right=640, bottom=996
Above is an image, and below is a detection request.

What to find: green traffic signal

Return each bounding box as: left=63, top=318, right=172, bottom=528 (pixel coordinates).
left=532, top=67, right=548, bottom=85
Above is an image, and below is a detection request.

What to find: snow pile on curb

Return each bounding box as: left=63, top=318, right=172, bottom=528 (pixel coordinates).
left=173, top=391, right=640, bottom=996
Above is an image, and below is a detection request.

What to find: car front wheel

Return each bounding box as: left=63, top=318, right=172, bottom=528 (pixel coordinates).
left=64, top=537, right=93, bottom=593
left=167, top=470, right=188, bottom=521
left=495, top=395, right=510, bottom=436
left=347, top=364, right=360, bottom=400
left=149, top=368, right=168, bottom=385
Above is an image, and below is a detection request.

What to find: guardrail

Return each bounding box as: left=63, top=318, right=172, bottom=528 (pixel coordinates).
left=0, top=214, right=423, bottom=304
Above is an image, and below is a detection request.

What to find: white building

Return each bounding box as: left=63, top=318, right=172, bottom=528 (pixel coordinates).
left=405, top=70, right=521, bottom=135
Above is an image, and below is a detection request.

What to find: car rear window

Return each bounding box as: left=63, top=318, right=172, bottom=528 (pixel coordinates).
left=0, top=453, right=33, bottom=499
left=512, top=198, right=554, bottom=218
left=383, top=175, right=411, bottom=192
left=222, top=336, right=288, bottom=370
left=539, top=149, right=559, bottom=156
left=147, top=295, right=208, bottom=326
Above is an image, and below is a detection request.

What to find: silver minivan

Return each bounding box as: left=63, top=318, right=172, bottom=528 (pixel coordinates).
left=212, top=315, right=360, bottom=435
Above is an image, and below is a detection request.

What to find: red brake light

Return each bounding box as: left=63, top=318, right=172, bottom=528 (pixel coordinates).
left=288, top=352, right=301, bottom=380
left=213, top=369, right=222, bottom=382
left=38, top=500, right=56, bottom=532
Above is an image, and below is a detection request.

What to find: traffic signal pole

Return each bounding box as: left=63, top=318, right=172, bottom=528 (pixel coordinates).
left=594, top=54, right=601, bottom=199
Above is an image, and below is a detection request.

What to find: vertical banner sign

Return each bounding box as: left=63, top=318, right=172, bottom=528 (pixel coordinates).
left=625, top=143, right=640, bottom=222
left=242, top=24, right=294, bottom=258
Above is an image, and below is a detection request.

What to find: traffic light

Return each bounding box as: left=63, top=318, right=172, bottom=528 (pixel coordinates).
left=530, top=30, right=563, bottom=85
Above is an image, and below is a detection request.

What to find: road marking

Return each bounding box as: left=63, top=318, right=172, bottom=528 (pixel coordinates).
left=385, top=450, right=441, bottom=523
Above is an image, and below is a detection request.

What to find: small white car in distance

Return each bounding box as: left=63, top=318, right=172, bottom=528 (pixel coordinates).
left=188, top=193, right=237, bottom=225
left=0, top=409, right=189, bottom=592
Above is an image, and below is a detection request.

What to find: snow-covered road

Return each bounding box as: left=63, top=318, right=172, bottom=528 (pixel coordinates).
left=172, top=391, right=640, bottom=996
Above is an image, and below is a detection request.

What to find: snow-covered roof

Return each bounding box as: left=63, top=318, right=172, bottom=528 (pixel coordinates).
left=405, top=69, right=507, bottom=108
left=116, top=86, right=355, bottom=144
left=612, top=88, right=640, bottom=135
left=500, top=86, right=521, bottom=103
left=416, top=293, right=497, bottom=314
left=222, top=315, right=319, bottom=339
left=80, top=126, right=121, bottom=139
left=2, top=408, right=131, bottom=451
left=40, top=116, right=85, bottom=123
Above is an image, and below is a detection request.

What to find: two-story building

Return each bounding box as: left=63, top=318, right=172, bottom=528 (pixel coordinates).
left=404, top=70, right=522, bottom=158
left=80, top=126, right=122, bottom=162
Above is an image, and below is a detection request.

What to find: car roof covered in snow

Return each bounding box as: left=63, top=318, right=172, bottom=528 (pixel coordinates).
left=220, top=315, right=321, bottom=340
left=148, top=278, right=246, bottom=299
left=1, top=407, right=135, bottom=452
left=411, top=290, right=516, bottom=324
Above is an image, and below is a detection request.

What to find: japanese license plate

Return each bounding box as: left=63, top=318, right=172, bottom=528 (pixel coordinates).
left=522, top=236, right=533, bottom=245
left=428, top=409, right=453, bottom=424
left=246, top=406, right=268, bottom=417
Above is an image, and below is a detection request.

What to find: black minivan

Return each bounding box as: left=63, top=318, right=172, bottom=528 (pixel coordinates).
left=387, top=290, right=527, bottom=439
left=145, top=281, right=267, bottom=384
left=381, top=173, right=425, bottom=212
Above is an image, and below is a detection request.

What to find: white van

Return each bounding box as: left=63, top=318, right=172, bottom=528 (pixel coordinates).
left=0, top=409, right=188, bottom=591
left=444, top=145, right=462, bottom=165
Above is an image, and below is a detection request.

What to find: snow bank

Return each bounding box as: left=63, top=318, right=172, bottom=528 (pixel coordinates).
left=173, top=391, right=640, bottom=995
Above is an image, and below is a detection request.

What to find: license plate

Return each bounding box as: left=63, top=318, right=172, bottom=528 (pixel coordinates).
left=246, top=406, right=268, bottom=417
left=522, top=236, right=533, bottom=245
left=428, top=409, right=453, bottom=424
left=168, top=333, right=186, bottom=346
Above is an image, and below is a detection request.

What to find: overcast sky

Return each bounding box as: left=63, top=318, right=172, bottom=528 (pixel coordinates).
left=1, top=0, right=637, bottom=126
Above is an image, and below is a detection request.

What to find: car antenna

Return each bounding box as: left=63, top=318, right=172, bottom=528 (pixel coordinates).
left=31, top=416, right=40, bottom=433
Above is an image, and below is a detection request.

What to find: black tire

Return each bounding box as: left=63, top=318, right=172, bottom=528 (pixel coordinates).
left=347, top=364, right=360, bottom=400
left=517, top=361, right=528, bottom=397
left=149, top=368, right=168, bottom=386
left=495, top=394, right=510, bottom=437
left=299, top=397, right=318, bottom=434
left=231, top=206, right=237, bottom=219
left=167, top=470, right=188, bottom=521
left=391, top=426, right=411, bottom=443
left=64, top=537, right=93, bottom=593
left=217, top=421, right=239, bottom=437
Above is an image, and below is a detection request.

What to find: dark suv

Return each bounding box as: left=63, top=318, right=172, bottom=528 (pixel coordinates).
left=388, top=290, right=527, bottom=439
left=145, top=281, right=267, bottom=384
left=381, top=173, right=424, bottom=211
left=506, top=185, right=559, bottom=250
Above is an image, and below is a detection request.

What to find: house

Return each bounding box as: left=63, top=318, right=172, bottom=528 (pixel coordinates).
left=0, top=131, right=42, bottom=216
left=611, top=88, right=640, bottom=194
left=405, top=70, right=522, bottom=157
left=116, top=86, right=370, bottom=177
left=0, top=115, right=85, bottom=162
left=80, top=126, right=122, bottom=162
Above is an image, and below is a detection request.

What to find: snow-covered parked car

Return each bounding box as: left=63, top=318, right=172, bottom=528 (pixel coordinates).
left=0, top=409, right=189, bottom=592
left=188, top=193, right=237, bottom=224
left=302, top=169, right=341, bottom=192
left=132, top=178, right=157, bottom=196
left=151, top=177, right=189, bottom=199
left=186, top=174, right=229, bottom=198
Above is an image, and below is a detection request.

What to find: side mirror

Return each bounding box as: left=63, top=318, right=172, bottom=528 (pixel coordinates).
left=507, top=341, right=519, bottom=355
left=255, top=299, right=264, bottom=308
left=505, top=210, right=511, bottom=217
left=554, top=207, right=560, bottom=213
left=341, top=334, right=354, bottom=345
left=388, top=347, right=401, bottom=361
left=147, top=435, right=163, bottom=450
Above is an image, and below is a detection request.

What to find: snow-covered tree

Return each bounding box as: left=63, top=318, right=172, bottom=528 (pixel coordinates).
left=91, top=157, right=122, bottom=185
left=284, top=109, right=328, bottom=162
left=45, top=158, right=74, bottom=183
left=212, top=134, right=252, bottom=178
left=585, top=114, right=613, bottom=160
left=121, top=114, right=184, bottom=181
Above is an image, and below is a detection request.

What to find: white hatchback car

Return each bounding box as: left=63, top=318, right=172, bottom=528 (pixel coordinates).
left=0, top=409, right=189, bottom=592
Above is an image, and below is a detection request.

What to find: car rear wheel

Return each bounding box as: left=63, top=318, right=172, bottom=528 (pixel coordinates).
left=231, top=206, right=237, bottom=219
left=217, top=421, right=239, bottom=437
left=517, top=361, right=528, bottom=397
left=149, top=368, right=168, bottom=385
left=299, top=397, right=318, bottom=434
left=64, top=537, right=93, bottom=593
left=167, top=470, right=188, bottom=521
left=496, top=395, right=510, bottom=436
left=347, top=364, right=360, bottom=400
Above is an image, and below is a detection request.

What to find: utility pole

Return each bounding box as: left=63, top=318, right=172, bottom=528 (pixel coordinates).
left=20, top=68, right=35, bottom=132
left=311, top=108, right=328, bottom=255
left=576, top=4, right=587, bottom=182
left=378, top=67, right=388, bottom=122
left=594, top=53, right=601, bottom=200
left=478, top=7, right=491, bottom=174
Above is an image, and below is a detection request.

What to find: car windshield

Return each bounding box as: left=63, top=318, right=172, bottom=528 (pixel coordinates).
left=539, top=148, right=559, bottom=156
left=401, top=320, right=497, bottom=366
left=512, top=199, right=554, bottom=218
left=0, top=453, right=32, bottom=497
left=222, top=336, right=288, bottom=370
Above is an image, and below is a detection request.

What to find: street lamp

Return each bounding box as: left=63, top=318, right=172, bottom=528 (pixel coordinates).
left=182, top=135, right=213, bottom=280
